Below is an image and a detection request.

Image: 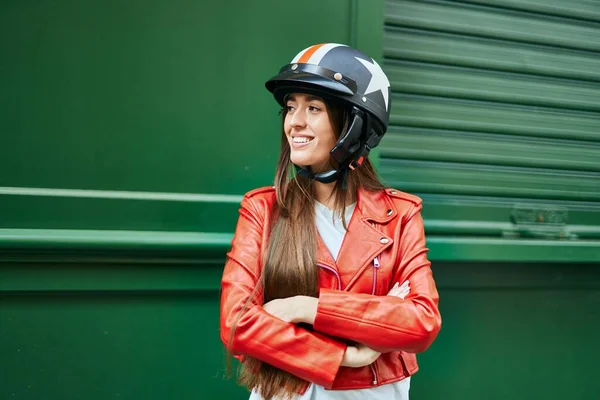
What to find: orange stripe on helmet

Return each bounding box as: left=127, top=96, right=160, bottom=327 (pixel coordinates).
left=297, top=43, right=326, bottom=64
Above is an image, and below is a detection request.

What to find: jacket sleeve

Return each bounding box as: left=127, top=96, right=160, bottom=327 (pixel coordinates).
left=220, top=195, right=347, bottom=388
left=312, top=202, right=441, bottom=354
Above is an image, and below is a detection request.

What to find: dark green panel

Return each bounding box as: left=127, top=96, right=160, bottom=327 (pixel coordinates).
left=355, top=0, right=385, bottom=52
left=413, top=263, right=600, bottom=400
left=0, top=260, right=224, bottom=292
left=355, top=0, right=386, bottom=169
left=2, top=261, right=599, bottom=399
left=0, top=290, right=247, bottom=399
left=0, top=0, right=353, bottom=210
left=0, top=0, right=385, bottom=234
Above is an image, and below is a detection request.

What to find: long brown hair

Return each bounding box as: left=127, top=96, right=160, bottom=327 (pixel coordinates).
left=230, top=95, right=386, bottom=399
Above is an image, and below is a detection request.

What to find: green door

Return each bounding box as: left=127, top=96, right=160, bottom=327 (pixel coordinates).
left=381, top=0, right=600, bottom=261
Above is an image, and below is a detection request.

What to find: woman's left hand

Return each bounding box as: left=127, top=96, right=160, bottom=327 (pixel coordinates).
left=263, top=295, right=318, bottom=325
left=388, top=280, right=410, bottom=299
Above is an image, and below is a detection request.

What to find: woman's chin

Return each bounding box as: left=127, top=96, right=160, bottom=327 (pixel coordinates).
left=290, top=156, right=311, bottom=168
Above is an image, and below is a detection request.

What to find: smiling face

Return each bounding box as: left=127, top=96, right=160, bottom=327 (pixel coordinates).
left=283, top=93, right=339, bottom=172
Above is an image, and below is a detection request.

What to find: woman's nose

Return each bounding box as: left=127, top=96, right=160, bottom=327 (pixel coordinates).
left=289, top=108, right=307, bottom=127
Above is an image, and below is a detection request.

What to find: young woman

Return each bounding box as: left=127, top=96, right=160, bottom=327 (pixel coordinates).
left=220, top=43, right=441, bottom=400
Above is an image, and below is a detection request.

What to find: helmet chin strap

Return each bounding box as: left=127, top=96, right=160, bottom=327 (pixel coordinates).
left=293, top=164, right=344, bottom=184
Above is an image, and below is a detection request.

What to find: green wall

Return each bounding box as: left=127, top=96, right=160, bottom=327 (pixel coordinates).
left=0, top=1, right=383, bottom=399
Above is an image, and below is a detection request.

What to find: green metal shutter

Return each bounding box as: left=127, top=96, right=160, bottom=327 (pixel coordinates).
left=380, top=0, right=600, bottom=261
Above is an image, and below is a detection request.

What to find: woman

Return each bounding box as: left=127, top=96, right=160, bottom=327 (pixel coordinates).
left=220, top=43, right=441, bottom=400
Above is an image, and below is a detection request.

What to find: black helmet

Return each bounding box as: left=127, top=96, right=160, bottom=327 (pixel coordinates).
left=265, top=43, right=391, bottom=184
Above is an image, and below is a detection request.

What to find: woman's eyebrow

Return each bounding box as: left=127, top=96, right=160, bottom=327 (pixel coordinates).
left=285, top=94, right=324, bottom=103
left=306, top=95, right=324, bottom=103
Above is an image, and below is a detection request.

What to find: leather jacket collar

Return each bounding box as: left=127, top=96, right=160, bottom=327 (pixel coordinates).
left=316, top=187, right=398, bottom=291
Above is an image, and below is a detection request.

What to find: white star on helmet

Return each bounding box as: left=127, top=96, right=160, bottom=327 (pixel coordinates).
left=355, top=57, right=391, bottom=111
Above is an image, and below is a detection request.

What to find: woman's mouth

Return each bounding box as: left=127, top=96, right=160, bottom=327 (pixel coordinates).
left=291, top=136, right=314, bottom=148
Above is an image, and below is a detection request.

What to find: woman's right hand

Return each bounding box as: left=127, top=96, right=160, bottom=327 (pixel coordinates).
left=341, top=344, right=381, bottom=368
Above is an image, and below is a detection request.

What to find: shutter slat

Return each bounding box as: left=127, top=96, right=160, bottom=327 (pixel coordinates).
left=384, top=30, right=600, bottom=82
left=391, top=96, right=600, bottom=142
left=380, top=160, right=600, bottom=202
left=459, top=0, right=600, bottom=23
left=386, top=62, right=600, bottom=112
left=382, top=128, right=600, bottom=172
left=386, top=0, right=600, bottom=52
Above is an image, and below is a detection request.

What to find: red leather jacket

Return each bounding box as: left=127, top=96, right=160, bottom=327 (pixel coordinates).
left=220, top=186, right=441, bottom=391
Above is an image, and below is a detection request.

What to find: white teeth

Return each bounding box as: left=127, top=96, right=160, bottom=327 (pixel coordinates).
left=293, top=137, right=313, bottom=144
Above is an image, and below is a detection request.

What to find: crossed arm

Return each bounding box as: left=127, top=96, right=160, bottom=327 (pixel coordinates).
left=262, top=281, right=411, bottom=367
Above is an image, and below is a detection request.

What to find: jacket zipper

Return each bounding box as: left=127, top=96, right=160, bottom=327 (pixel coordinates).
left=371, top=220, right=381, bottom=296
left=371, top=256, right=380, bottom=295
left=371, top=254, right=380, bottom=385
left=317, top=263, right=341, bottom=291
left=369, top=363, right=378, bottom=385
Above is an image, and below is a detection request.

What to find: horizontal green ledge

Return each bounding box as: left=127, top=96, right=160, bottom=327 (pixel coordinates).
left=427, top=237, right=600, bottom=262
left=0, top=228, right=598, bottom=263
left=0, top=229, right=233, bottom=263
left=0, top=228, right=232, bottom=249
left=425, top=220, right=600, bottom=240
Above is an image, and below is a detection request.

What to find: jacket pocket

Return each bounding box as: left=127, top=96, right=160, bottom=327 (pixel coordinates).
left=399, top=351, right=419, bottom=376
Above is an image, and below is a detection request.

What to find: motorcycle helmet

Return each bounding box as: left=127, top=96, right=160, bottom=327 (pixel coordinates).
left=265, top=43, right=391, bottom=183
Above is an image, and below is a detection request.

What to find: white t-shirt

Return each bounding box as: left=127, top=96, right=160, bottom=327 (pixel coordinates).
left=249, top=201, right=410, bottom=400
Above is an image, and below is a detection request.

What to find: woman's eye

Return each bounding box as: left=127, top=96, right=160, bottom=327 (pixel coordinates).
left=308, top=106, right=321, bottom=112
left=286, top=105, right=295, bottom=112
